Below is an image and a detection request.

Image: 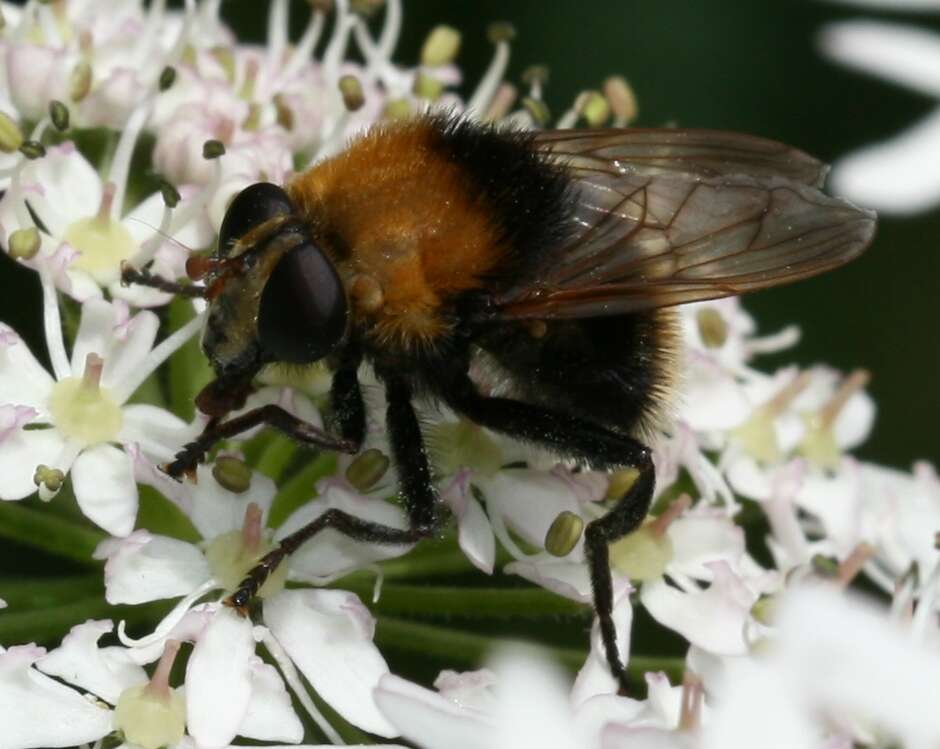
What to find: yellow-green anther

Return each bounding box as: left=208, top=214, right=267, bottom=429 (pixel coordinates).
left=212, top=456, right=253, bottom=494
left=68, top=61, right=92, bottom=102
left=346, top=448, right=390, bottom=492
left=383, top=98, right=412, bottom=120
left=338, top=75, right=365, bottom=112
left=242, top=102, right=262, bottom=132
left=33, top=465, right=65, bottom=493
left=0, top=112, right=22, bottom=153
left=545, top=511, right=584, bottom=557
left=159, top=65, right=176, bottom=92
left=522, top=97, right=550, bottom=126
left=413, top=71, right=444, bottom=101
left=606, top=468, right=639, bottom=500
left=49, top=100, right=69, bottom=131
left=811, top=553, right=839, bottom=578
left=309, top=0, right=334, bottom=11
left=521, top=65, right=549, bottom=87
left=351, top=0, right=384, bottom=17
left=579, top=90, right=609, bottom=126
left=604, top=75, right=638, bottom=125
left=750, top=595, right=777, bottom=625
left=19, top=140, right=46, bottom=160
left=210, top=46, right=236, bottom=83
left=696, top=307, right=727, bottom=349
left=422, top=26, right=461, bottom=67
left=159, top=180, right=181, bottom=208
left=487, top=21, right=515, bottom=44
left=8, top=227, right=41, bottom=259
left=203, top=139, right=225, bottom=159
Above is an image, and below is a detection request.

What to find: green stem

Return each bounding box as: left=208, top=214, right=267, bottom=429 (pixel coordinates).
left=344, top=582, right=588, bottom=619
left=375, top=616, right=684, bottom=681
left=255, top=434, right=298, bottom=482
left=268, top=452, right=336, bottom=528
left=0, top=502, right=105, bottom=564
left=0, top=575, right=102, bottom=608
left=0, top=595, right=171, bottom=646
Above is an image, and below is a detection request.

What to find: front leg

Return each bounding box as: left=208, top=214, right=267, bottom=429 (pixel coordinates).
left=226, top=374, right=438, bottom=607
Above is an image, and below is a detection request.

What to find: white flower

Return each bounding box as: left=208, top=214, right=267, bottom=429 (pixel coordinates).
left=95, top=460, right=408, bottom=738
left=0, top=297, right=200, bottom=534
left=818, top=14, right=940, bottom=213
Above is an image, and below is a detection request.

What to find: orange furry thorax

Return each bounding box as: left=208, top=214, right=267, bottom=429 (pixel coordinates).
left=287, top=118, right=506, bottom=349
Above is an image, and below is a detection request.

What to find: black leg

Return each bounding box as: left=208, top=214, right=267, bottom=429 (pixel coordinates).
left=443, top=370, right=654, bottom=692
left=165, top=404, right=359, bottom=479
left=328, top=346, right=366, bottom=445
left=226, top=374, right=439, bottom=607
left=120, top=262, right=205, bottom=298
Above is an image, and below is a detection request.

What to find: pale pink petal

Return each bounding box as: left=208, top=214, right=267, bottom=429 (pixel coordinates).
left=69, top=298, right=117, bottom=377
left=0, top=426, right=67, bottom=500
left=237, top=660, right=304, bottom=743
left=666, top=513, right=746, bottom=580
left=37, top=620, right=147, bottom=704
left=186, top=608, right=255, bottom=749
left=95, top=530, right=211, bottom=604
left=0, top=644, right=112, bottom=748
left=183, top=464, right=276, bottom=540
left=278, top=484, right=412, bottom=581
left=456, top=493, right=495, bottom=575
left=0, top=329, right=55, bottom=414
left=120, top=404, right=189, bottom=461
left=678, top=359, right=750, bottom=433
left=72, top=444, right=138, bottom=536
left=641, top=562, right=757, bottom=655
left=264, top=588, right=397, bottom=737
left=433, top=669, right=497, bottom=712
left=374, top=673, right=493, bottom=749
left=101, top=309, right=160, bottom=392
left=505, top=555, right=593, bottom=603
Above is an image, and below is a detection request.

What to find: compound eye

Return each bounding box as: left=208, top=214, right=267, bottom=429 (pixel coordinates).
left=257, top=243, right=348, bottom=364
left=218, top=183, right=294, bottom=256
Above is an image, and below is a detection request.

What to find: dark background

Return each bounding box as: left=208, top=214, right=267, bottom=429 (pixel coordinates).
left=2, top=0, right=937, bottom=469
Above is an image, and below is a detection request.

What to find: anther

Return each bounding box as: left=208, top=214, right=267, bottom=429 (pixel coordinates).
left=202, top=139, right=226, bottom=159
left=212, top=456, right=252, bottom=493
left=338, top=75, right=365, bottom=111
left=351, top=0, right=384, bottom=17
left=48, top=100, right=69, bottom=131
left=345, top=448, right=390, bottom=492
left=522, top=97, right=550, bottom=126
left=159, top=180, right=181, bottom=209
left=33, top=465, right=65, bottom=494
left=604, top=75, right=638, bottom=126
left=68, top=61, right=92, bottom=102
left=605, top=467, right=639, bottom=500
left=413, top=72, right=444, bottom=101
left=487, top=21, right=516, bottom=44
left=696, top=307, right=727, bottom=349
left=158, top=66, right=177, bottom=92
left=8, top=227, right=41, bottom=260
left=545, top=511, right=584, bottom=557
left=578, top=90, right=609, bottom=127
left=421, top=25, right=461, bottom=67
left=0, top=112, right=23, bottom=152
left=19, top=140, right=46, bottom=160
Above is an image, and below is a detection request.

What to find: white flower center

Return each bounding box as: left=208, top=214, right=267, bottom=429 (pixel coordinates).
left=47, top=354, right=123, bottom=446
left=63, top=182, right=138, bottom=285
left=112, top=640, right=185, bottom=749
left=204, top=503, right=287, bottom=598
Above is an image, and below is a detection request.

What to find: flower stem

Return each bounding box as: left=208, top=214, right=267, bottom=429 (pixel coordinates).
left=347, top=582, right=588, bottom=619
left=268, top=452, right=337, bottom=528
left=0, top=501, right=105, bottom=564
left=255, top=433, right=298, bottom=481
left=0, top=595, right=171, bottom=646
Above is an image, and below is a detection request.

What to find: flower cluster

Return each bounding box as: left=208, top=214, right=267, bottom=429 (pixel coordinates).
left=0, top=2, right=937, bottom=749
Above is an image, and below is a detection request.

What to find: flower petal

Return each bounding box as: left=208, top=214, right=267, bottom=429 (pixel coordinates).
left=0, top=426, right=66, bottom=500
left=95, top=530, right=211, bottom=604
left=72, top=443, right=138, bottom=536
left=237, top=660, right=304, bottom=743
left=0, top=328, right=55, bottom=414
left=186, top=608, right=255, bottom=749
left=572, top=591, right=633, bottom=705
left=120, top=404, right=189, bottom=461
left=0, top=644, right=112, bottom=749
left=37, top=620, right=147, bottom=704
left=264, top=588, right=397, bottom=737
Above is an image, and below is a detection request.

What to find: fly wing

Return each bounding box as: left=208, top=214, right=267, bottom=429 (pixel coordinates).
left=485, top=128, right=876, bottom=320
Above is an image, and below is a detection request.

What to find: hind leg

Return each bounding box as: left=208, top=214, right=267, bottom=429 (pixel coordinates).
left=443, top=370, right=654, bottom=690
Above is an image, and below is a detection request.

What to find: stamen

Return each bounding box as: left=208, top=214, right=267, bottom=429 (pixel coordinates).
left=545, top=511, right=584, bottom=557
left=68, top=61, right=93, bottom=102
left=48, top=100, right=69, bottom=132
left=339, top=74, right=365, bottom=111
left=241, top=502, right=263, bottom=554
left=604, top=75, right=638, bottom=126
left=733, top=370, right=812, bottom=463
left=81, top=353, right=104, bottom=393
left=39, top=268, right=70, bottom=381
left=323, top=0, right=356, bottom=81
left=818, top=369, right=870, bottom=429
left=648, top=494, right=692, bottom=538
left=467, top=22, right=515, bottom=116
left=765, top=370, right=813, bottom=417
left=836, top=542, right=875, bottom=587
left=605, top=467, right=639, bottom=500
left=146, top=639, right=181, bottom=700
left=8, top=227, right=40, bottom=259
left=483, top=82, right=517, bottom=122
left=95, top=182, right=115, bottom=225
left=0, top=111, right=23, bottom=152
left=678, top=670, right=704, bottom=731
left=33, top=464, right=65, bottom=496
left=422, top=25, right=461, bottom=67
left=212, top=455, right=253, bottom=493
left=345, top=448, right=390, bottom=491
left=696, top=307, right=728, bottom=349
left=265, top=0, right=289, bottom=82
left=109, top=99, right=154, bottom=220
left=271, top=5, right=325, bottom=88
